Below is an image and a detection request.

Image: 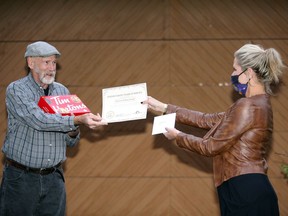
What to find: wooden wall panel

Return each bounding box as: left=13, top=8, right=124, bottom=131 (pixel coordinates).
left=170, top=179, right=220, bottom=215
left=0, top=42, right=170, bottom=87
left=0, top=43, right=28, bottom=86
left=0, top=87, right=6, bottom=162
left=0, top=0, right=167, bottom=41
left=64, top=86, right=171, bottom=177
left=66, top=178, right=170, bottom=216
left=56, top=42, right=170, bottom=87
left=1, top=40, right=287, bottom=87
left=269, top=132, right=288, bottom=177
left=272, top=89, right=288, bottom=131
left=271, top=179, right=288, bottom=216
left=2, top=0, right=288, bottom=41
left=0, top=0, right=288, bottom=215
left=170, top=40, right=288, bottom=87
left=170, top=0, right=288, bottom=39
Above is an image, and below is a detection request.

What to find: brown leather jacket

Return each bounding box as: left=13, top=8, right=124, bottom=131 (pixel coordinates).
left=167, top=94, right=272, bottom=187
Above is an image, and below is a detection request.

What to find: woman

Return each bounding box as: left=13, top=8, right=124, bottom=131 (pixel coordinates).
left=144, top=44, right=285, bottom=216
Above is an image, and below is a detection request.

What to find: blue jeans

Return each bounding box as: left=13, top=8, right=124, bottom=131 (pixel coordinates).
left=0, top=164, right=66, bottom=216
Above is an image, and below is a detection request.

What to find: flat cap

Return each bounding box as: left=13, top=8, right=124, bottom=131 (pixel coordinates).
left=24, top=41, right=61, bottom=58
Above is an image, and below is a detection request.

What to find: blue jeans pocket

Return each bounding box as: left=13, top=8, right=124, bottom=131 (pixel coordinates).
left=4, top=165, right=25, bottom=182
left=56, top=168, right=65, bottom=183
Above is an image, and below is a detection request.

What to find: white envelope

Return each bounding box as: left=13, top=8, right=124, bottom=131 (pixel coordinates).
left=152, top=113, right=176, bottom=135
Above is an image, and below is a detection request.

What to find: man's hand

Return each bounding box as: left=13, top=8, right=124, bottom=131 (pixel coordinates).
left=74, top=113, right=108, bottom=129
left=67, top=127, right=80, bottom=138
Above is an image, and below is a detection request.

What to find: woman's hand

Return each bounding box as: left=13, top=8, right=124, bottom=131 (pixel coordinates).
left=163, top=127, right=180, bottom=140
left=142, top=96, right=167, bottom=114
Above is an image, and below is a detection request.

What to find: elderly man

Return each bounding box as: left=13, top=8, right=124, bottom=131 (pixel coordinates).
left=0, top=41, right=107, bottom=215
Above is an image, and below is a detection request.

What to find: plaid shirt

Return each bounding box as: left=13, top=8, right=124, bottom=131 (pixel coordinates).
left=2, top=73, right=80, bottom=168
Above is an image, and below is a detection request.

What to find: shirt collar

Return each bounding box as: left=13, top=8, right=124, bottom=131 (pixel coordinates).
left=27, top=72, right=54, bottom=94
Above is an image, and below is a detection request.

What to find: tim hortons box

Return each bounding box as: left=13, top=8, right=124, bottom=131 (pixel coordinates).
left=38, top=95, right=91, bottom=116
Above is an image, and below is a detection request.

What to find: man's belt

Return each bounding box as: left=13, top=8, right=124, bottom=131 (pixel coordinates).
left=6, top=159, right=62, bottom=175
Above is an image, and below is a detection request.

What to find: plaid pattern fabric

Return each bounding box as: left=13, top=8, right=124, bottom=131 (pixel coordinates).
left=2, top=73, right=79, bottom=168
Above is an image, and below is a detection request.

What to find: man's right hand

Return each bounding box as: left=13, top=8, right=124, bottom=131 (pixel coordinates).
left=74, top=113, right=108, bottom=129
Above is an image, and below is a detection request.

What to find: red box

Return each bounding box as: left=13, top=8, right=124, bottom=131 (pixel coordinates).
left=38, top=95, right=91, bottom=116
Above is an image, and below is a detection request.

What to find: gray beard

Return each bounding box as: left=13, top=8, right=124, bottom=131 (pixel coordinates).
left=40, top=75, right=55, bottom=85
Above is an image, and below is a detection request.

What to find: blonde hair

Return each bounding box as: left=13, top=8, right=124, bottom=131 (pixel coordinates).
left=234, top=44, right=285, bottom=95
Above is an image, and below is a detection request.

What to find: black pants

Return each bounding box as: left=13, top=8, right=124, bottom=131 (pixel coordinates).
left=217, top=173, right=279, bottom=216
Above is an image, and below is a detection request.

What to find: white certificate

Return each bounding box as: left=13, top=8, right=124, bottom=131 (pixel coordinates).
left=102, top=83, right=148, bottom=123
left=152, top=113, right=176, bottom=135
